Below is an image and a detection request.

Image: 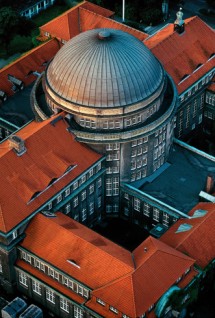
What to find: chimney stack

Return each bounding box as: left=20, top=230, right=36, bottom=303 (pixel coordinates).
left=9, top=135, right=26, bottom=156
left=174, top=8, right=185, bottom=34
left=205, top=175, right=214, bottom=194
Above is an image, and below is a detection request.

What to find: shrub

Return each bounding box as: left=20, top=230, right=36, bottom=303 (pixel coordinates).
left=8, top=35, right=33, bottom=55
left=141, top=8, right=162, bottom=25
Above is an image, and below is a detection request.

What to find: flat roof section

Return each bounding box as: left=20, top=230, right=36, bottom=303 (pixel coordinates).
left=0, top=84, right=34, bottom=129
left=139, top=142, right=215, bottom=213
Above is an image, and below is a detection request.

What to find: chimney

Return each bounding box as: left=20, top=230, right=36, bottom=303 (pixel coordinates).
left=205, top=175, right=214, bottom=194
left=174, top=8, right=185, bottom=34
left=9, top=135, right=26, bottom=156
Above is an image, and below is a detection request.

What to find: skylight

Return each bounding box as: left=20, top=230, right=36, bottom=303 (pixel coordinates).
left=192, top=209, right=207, bottom=218
left=67, top=259, right=80, bottom=269
left=175, top=223, right=193, bottom=233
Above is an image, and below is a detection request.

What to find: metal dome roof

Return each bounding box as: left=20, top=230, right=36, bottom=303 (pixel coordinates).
left=46, top=28, right=164, bottom=108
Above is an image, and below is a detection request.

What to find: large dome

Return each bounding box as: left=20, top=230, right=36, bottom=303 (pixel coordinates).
left=45, top=28, right=164, bottom=108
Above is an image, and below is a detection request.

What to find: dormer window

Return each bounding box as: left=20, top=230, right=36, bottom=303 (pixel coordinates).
left=110, top=306, right=118, bottom=314
left=97, top=298, right=105, bottom=306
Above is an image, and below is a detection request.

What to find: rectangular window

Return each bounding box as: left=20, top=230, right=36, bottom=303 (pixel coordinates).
left=88, top=169, right=94, bottom=178
left=89, top=184, right=94, bottom=195
left=73, top=197, right=78, bottom=208
left=97, top=178, right=102, bottom=188
left=80, top=175, right=86, bottom=185
left=73, top=181, right=78, bottom=190
left=74, top=306, right=83, bottom=318
left=65, top=188, right=70, bottom=197
left=19, top=272, right=28, bottom=287
left=98, top=196, right=102, bottom=208
left=163, top=213, right=169, bottom=227
left=143, top=203, right=150, bottom=217
left=153, top=208, right=160, bottom=222
left=32, top=280, right=41, bottom=295
left=134, top=198, right=140, bottom=211
left=89, top=202, right=94, bottom=215
left=12, top=230, right=18, bottom=240
left=48, top=267, right=54, bottom=278
left=81, top=190, right=86, bottom=201
left=65, top=203, right=71, bottom=214
left=82, top=208, right=87, bottom=221
left=56, top=194, right=62, bottom=204
left=46, top=289, right=55, bottom=304
left=48, top=201, right=52, bottom=210
left=60, top=297, right=69, bottom=313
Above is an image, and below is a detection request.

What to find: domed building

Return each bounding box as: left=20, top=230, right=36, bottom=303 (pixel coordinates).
left=32, top=28, right=178, bottom=213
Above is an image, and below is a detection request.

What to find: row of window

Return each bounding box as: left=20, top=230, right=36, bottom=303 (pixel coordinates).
left=179, top=71, right=214, bottom=103
left=77, top=107, right=159, bottom=130
left=97, top=298, right=128, bottom=317
left=106, top=177, right=119, bottom=196
left=205, top=94, right=215, bottom=106
left=19, top=272, right=84, bottom=317
left=20, top=252, right=89, bottom=298
left=125, top=196, right=178, bottom=226
left=47, top=176, right=102, bottom=211
left=130, top=168, right=147, bottom=182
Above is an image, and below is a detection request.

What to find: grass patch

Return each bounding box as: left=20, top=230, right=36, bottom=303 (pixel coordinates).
left=32, top=5, right=70, bottom=27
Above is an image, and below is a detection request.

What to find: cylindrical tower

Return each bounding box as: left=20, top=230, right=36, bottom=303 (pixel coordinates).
left=32, top=28, right=178, bottom=214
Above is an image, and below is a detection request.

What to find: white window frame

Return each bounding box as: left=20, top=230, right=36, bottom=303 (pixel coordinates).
left=60, top=297, right=69, bottom=313
left=46, top=289, right=55, bottom=304
left=32, top=280, right=41, bottom=295
left=65, top=188, right=70, bottom=197
left=134, top=198, right=140, bottom=211
left=19, top=272, right=28, bottom=287
left=74, top=306, right=83, bottom=318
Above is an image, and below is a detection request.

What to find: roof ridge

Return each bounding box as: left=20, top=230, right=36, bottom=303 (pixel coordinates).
left=48, top=214, right=134, bottom=269
left=79, top=7, right=147, bottom=37
left=40, top=1, right=85, bottom=28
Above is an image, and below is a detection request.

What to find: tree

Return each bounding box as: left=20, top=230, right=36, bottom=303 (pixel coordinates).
left=0, top=7, right=20, bottom=52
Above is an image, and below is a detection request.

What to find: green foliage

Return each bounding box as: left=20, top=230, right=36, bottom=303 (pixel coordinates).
left=141, top=8, right=162, bottom=25
left=8, top=35, right=33, bottom=55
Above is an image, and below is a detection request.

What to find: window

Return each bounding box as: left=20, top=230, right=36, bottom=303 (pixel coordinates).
left=89, top=202, right=94, bottom=215
left=48, top=267, right=54, bottom=278
left=89, top=184, right=94, bottom=195
left=12, top=230, right=18, bottom=240
left=97, top=298, right=105, bottom=306
left=78, top=285, right=83, bottom=296
left=110, top=306, right=118, bottom=314
left=80, top=175, right=86, bottom=185
left=32, top=280, right=41, bottom=295
left=97, top=178, right=102, bottom=188
left=148, top=304, right=154, bottom=312
left=65, top=203, right=71, bottom=214
left=73, top=181, right=78, bottom=190
left=96, top=162, right=102, bottom=172
left=56, top=194, right=62, bottom=204
left=82, top=208, right=87, bottom=221
left=83, top=288, right=89, bottom=298
left=65, top=188, right=70, bottom=197
left=47, top=201, right=52, bottom=210
left=88, top=169, right=93, bottom=178
left=81, top=190, right=86, bottom=201
left=40, top=263, right=45, bottom=272
left=134, top=198, right=140, bottom=211
left=19, top=272, right=28, bottom=287
left=153, top=208, right=160, bottom=222
left=73, top=197, right=78, bottom=207
left=143, top=203, right=150, bottom=217
left=163, top=213, right=169, bottom=227
left=46, top=289, right=55, bottom=304
left=26, top=254, right=31, bottom=263
left=35, top=259, right=40, bottom=269
left=98, top=196, right=102, bottom=208
left=74, top=306, right=83, bottom=318
left=60, top=297, right=69, bottom=313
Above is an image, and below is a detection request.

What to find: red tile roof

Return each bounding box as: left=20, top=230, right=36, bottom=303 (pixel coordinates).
left=160, top=202, right=215, bottom=269
left=0, top=39, right=61, bottom=96
left=144, top=17, right=215, bottom=94
left=21, top=213, right=195, bottom=317
left=19, top=213, right=134, bottom=289
left=87, top=237, right=195, bottom=317
left=0, top=115, right=101, bottom=233
left=40, top=1, right=114, bottom=41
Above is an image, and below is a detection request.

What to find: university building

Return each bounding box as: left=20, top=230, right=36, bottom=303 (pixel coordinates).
left=0, top=1, right=215, bottom=318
